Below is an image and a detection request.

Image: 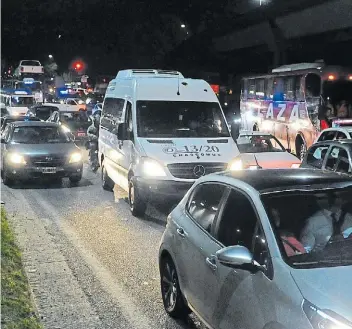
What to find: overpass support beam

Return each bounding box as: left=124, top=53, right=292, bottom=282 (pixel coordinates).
left=265, top=19, right=287, bottom=67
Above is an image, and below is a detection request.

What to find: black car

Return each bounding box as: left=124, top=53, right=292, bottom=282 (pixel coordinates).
left=47, top=110, right=90, bottom=143
left=0, top=121, right=83, bottom=185
left=1, top=115, right=41, bottom=132
left=300, top=140, right=352, bottom=176
left=26, top=104, right=59, bottom=121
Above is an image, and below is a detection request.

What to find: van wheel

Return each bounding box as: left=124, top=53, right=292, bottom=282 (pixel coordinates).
left=101, top=162, right=113, bottom=191
left=129, top=179, right=146, bottom=217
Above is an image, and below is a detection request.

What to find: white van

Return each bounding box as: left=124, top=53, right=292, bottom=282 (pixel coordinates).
left=0, top=91, right=35, bottom=116
left=98, top=69, right=240, bottom=216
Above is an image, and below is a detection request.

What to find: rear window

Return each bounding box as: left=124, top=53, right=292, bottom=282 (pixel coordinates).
left=60, top=112, right=90, bottom=130
left=35, top=107, right=57, bottom=120
left=21, top=60, right=41, bottom=66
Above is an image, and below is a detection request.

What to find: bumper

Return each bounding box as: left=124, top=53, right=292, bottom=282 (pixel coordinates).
left=135, top=178, right=194, bottom=202
left=4, top=163, right=83, bottom=180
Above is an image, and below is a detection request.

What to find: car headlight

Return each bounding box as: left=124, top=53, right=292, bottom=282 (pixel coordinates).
left=69, top=152, right=82, bottom=163
left=303, top=300, right=352, bottom=329
left=61, top=125, right=71, bottom=133
left=142, top=158, right=166, bottom=177
left=291, top=163, right=301, bottom=168
left=8, top=153, right=26, bottom=165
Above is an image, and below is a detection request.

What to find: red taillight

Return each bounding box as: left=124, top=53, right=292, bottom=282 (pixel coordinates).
left=328, top=74, right=335, bottom=80
left=20, top=66, right=24, bottom=72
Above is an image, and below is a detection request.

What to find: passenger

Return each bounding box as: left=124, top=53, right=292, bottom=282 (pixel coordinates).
left=336, top=100, right=349, bottom=119
left=271, top=208, right=306, bottom=257
left=87, top=113, right=100, bottom=172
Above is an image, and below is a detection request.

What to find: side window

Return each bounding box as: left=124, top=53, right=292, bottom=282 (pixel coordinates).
left=284, top=76, right=295, bottom=101
left=125, top=101, right=133, bottom=140
left=318, top=131, right=336, bottom=142
left=295, top=75, right=304, bottom=101
left=67, top=100, right=76, bottom=105
left=101, top=98, right=125, bottom=131
left=240, top=79, right=247, bottom=100
left=216, top=189, right=258, bottom=251
left=255, top=79, right=265, bottom=99
left=336, top=131, right=349, bottom=140
left=273, top=77, right=284, bottom=101
left=266, top=78, right=274, bottom=100
left=306, top=145, right=330, bottom=169
left=326, top=147, right=350, bottom=172
left=2, top=125, right=10, bottom=140
left=248, top=79, right=256, bottom=100
left=305, top=73, right=321, bottom=98
left=188, top=184, right=226, bottom=234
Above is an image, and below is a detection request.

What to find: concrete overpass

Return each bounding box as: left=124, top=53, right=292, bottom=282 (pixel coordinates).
left=162, top=0, right=352, bottom=79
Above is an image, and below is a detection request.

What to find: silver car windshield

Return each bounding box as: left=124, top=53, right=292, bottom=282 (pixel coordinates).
left=261, top=188, right=352, bottom=269
left=10, top=126, right=70, bottom=144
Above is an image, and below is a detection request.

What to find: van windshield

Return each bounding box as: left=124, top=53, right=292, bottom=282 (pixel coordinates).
left=262, top=188, right=352, bottom=269
left=136, top=101, right=230, bottom=138
left=11, top=96, right=34, bottom=107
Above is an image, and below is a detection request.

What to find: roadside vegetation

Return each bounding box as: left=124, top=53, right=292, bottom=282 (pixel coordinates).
left=1, top=207, right=42, bottom=329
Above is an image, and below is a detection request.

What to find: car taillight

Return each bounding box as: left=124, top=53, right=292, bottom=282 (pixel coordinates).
left=41, top=67, right=44, bottom=72
left=20, top=67, right=24, bottom=72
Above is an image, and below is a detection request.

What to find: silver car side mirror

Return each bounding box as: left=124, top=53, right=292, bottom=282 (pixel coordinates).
left=216, top=245, right=253, bottom=268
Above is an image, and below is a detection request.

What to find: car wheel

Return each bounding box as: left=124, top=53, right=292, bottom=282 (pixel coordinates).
left=69, top=175, right=82, bottom=183
left=101, top=162, right=113, bottom=191
left=128, top=178, right=146, bottom=217
left=2, top=169, right=14, bottom=186
left=160, top=256, right=190, bottom=318
left=296, top=138, right=307, bottom=160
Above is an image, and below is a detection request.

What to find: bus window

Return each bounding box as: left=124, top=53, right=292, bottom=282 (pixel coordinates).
left=273, top=77, right=284, bottom=101
left=240, top=79, right=247, bottom=101
left=295, top=75, right=304, bottom=101
left=284, top=76, right=295, bottom=101
left=248, top=79, right=256, bottom=99
left=305, top=73, right=321, bottom=98
left=266, top=78, right=274, bottom=100
left=255, top=79, right=265, bottom=99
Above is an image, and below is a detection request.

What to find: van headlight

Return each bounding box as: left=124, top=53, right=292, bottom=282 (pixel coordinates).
left=8, top=153, right=26, bottom=165
left=303, top=300, right=352, bottom=329
left=141, top=158, right=166, bottom=177
left=69, top=152, right=82, bottom=163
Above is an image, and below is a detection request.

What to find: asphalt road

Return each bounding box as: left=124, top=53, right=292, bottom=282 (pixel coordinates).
left=1, top=157, right=206, bottom=329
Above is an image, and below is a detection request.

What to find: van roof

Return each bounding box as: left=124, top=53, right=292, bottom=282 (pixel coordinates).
left=116, top=69, right=184, bottom=79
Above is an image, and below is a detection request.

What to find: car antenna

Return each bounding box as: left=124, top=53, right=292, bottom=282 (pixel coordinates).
left=177, top=75, right=180, bottom=96
left=253, top=154, right=262, bottom=169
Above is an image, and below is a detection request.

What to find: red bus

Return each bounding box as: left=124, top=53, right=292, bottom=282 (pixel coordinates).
left=239, top=62, right=352, bottom=159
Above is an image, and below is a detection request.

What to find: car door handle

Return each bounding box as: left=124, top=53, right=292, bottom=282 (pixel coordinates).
left=176, top=228, right=186, bottom=238
left=206, top=256, right=217, bottom=271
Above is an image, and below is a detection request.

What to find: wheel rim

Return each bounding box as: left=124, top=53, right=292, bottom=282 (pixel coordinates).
left=129, top=183, right=135, bottom=208
left=300, top=143, right=307, bottom=160
left=161, top=260, right=178, bottom=312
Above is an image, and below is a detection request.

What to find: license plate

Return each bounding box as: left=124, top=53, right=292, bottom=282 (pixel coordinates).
left=42, top=167, right=57, bottom=174
left=77, top=132, right=86, bottom=137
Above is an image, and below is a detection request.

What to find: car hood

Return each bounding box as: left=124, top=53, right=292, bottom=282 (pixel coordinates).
left=240, top=152, right=300, bottom=169
left=291, top=266, right=352, bottom=322
left=7, top=143, right=78, bottom=156
left=138, top=137, right=239, bottom=165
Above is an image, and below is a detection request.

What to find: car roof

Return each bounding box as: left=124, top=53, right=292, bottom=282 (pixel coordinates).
left=10, top=121, right=58, bottom=127
left=4, top=115, right=40, bottom=120
left=321, top=127, right=352, bottom=133
left=201, top=169, right=352, bottom=194
left=313, top=140, right=352, bottom=147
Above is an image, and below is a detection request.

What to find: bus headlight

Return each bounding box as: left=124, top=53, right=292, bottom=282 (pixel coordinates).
left=69, top=152, right=82, bottom=163
left=142, top=158, right=166, bottom=177
left=8, top=153, right=26, bottom=165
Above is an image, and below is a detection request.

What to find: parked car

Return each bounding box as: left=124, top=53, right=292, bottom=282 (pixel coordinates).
left=0, top=121, right=83, bottom=185
left=315, top=127, right=352, bottom=143
left=230, top=132, right=301, bottom=169
left=47, top=110, right=90, bottom=143
left=14, top=60, right=44, bottom=77
left=1, top=115, right=41, bottom=132
left=45, top=98, right=86, bottom=112
left=301, top=140, right=352, bottom=176
left=26, top=104, right=59, bottom=121
left=159, top=169, right=352, bottom=329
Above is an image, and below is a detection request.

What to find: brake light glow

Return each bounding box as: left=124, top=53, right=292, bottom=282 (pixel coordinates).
left=20, top=67, right=24, bottom=72
left=349, top=75, right=352, bottom=80
left=328, top=74, right=335, bottom=80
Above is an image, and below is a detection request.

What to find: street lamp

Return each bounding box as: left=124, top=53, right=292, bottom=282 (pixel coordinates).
left=181, top=24, right=186, bottom=28
left=48, top=54, right=53, bottom=59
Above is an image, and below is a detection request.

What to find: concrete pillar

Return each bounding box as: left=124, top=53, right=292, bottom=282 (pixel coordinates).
left=266, top=19, right=287, bottom=67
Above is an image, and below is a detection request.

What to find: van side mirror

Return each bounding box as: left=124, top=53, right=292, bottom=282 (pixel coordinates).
left=117, top=123, right=127, bottom=140
left=231, top=121, right=240, bottom=141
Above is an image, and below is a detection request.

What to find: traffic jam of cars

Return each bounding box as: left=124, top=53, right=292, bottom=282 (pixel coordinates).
left=1, top=64, right=352, bottom=329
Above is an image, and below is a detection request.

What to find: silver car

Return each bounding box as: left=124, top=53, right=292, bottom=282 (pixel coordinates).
left=159, top=169, right=352, bottom=329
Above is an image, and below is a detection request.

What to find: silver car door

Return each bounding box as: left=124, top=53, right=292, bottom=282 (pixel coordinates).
left=173, top=183, right=227, bottom=320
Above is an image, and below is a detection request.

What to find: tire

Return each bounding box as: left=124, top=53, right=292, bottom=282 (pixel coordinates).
left=101, top=162, right=113, bottom=191
left=160, top=256, right=190, bottom=318
left=296, top=137, right=307, bottom=160
left=128, top=178, right=146, bottom=217
left=2, top=170, right=14, bottom=186
left=69, top=175, right=82, bottom=183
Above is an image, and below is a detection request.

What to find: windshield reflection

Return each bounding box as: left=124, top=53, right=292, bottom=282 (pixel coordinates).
left=11, top=126, right=70, bottom=144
